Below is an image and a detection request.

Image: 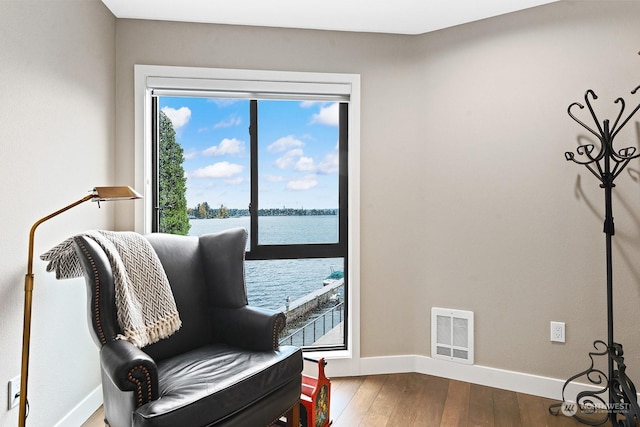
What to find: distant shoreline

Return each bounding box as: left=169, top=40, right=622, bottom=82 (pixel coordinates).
left=188, top=208, right=338, bottom=220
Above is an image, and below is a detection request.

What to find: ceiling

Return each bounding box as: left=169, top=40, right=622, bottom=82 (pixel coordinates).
left=100, top=0, right=559, bottom=35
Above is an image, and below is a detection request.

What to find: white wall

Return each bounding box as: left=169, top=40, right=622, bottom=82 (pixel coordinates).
left=0, top=1, right=116, bottom=426
left=114, top=0, right=640, bottom=385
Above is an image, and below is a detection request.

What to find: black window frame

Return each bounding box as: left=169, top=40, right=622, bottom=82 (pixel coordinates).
left=151, top=95, right=349, bottom=351
left=247, top=100, right=349, bottom=261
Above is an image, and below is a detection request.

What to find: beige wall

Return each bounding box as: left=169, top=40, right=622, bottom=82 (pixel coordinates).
left=115, top=0, right=640, bottom=381
left=408, top=1, right=640, bottom=378
left=2, top=0, right=640, bottom=424
left=0, top=1, right=116, bottom=426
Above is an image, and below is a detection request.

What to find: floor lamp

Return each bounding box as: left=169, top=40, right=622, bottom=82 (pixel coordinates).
left=18, top=186, right=142, bottom=427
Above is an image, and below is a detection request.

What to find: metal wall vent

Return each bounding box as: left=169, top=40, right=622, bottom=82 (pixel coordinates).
left=431, top=307, right=474, bottom=365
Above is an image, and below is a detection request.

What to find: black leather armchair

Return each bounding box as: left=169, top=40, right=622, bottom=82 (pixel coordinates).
left=73, top=228, right=302, bottom=427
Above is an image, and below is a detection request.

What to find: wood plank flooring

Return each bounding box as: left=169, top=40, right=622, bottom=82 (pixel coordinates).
left=82, top=372, right=585, bottom=427
left=329, top=373, right=584, bottom=427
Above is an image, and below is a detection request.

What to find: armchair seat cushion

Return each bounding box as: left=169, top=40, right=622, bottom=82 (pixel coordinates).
left=133, top=344, right=302, bottom=427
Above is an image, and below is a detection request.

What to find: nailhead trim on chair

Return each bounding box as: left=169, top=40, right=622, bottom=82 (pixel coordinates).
left=128, top=365, right=153, bottom=408
left=75, top=238, right=107, bottom=345
left=77, top=238, right=155, bottom=410
left=273, top=314, right=286, bottom=350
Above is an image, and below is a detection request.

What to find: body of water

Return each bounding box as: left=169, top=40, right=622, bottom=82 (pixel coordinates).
left=189, top=216, right=343, bottom=310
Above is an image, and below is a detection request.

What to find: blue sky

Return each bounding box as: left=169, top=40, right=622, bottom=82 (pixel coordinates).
left=160, top=97, right=340, bottom=210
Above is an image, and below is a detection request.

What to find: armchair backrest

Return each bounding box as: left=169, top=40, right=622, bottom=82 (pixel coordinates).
left=73, top=228, right=249, bottom=362
left=141, top=233, right=210, bottom=360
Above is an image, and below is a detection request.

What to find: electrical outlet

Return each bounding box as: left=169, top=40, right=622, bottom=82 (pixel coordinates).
left=550, top=321, right=565, bottom=343
left=8, top=376, right=20, bottom=410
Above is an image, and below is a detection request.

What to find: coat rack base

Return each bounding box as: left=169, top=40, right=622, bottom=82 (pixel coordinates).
left=549, top=340, right=640, bottom=426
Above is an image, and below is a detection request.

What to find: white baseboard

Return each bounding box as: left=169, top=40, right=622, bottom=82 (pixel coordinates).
left=54, top=385, right=102, bottom=427
left=354, top=354, right=602, bottom=401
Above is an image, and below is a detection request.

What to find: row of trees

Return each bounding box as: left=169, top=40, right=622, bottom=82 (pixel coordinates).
left=188, top=203, right=338, bottom=219
left=188, top=202, right=231, bottom=219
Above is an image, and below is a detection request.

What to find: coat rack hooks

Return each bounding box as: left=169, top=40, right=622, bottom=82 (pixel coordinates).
left=550, top=86, right=640, bottom=426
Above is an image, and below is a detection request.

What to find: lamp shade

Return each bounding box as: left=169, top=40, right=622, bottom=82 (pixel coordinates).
left=93, top=186, right=142, bottom=201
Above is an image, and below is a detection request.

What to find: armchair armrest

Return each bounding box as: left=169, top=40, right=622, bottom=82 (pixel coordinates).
left=100, top=340, right=159, bottom=407
left=211, top=306, right=286, bottom=351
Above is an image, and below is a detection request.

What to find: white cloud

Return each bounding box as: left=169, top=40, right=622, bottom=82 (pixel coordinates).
left=214, top=114, right=242, bottom=129
left=209, top=98, right=240, bottom=107
left=318, top=145, right=339, bottom=174
left=162, top=106, right=191, bottom=129
left=264, top=174, right=285, bottom=182
left=183, top=149, right=197, bottom=160
left=202, top=138, right=244, bottom=156
left=275, top=148, right=304, bottom=169
left=310, top=103, right=339, bottom=126
left=225, top=177, right=245, bottom=185
left=300, top=101, right=319, bottom=108
left=190, top=161, right=243, bottom=178
left=295, top=156, right=316, bottom=172
left=268, top=135, right=304, bottom=152
left=287, top=175, right=318, bottom=191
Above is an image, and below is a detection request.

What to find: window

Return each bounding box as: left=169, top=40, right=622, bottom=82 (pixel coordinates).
left=135, top=66, right=359, bottom=356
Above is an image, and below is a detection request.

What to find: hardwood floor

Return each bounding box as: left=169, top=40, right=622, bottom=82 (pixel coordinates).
left=329, top=373, right=583, bottom=427
left=82, top=372, right=585, bottom=427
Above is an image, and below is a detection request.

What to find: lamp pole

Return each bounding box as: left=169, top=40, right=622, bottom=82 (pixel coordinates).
left=18, top=187, right=141, bottom=427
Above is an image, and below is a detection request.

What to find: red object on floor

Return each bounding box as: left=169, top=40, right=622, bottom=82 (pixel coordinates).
left=300, top=357, right=332, bottom=427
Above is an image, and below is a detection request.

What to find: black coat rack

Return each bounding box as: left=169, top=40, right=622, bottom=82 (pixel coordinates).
left=549, top=86, right=640, bottom=425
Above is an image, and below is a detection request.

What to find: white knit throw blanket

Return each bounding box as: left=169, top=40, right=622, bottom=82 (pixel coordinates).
left=40, top=230, right=181, bottom=348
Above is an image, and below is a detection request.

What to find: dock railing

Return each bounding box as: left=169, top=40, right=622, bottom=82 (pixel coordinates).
left=279, top=301, right=344, bottom=347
